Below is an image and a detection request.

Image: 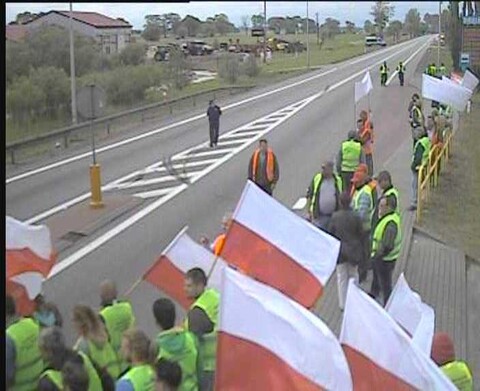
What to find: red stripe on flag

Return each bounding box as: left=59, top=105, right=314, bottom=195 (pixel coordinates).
left=342, top=344, right=415, bottom=390
left=215, top=332, right=325, bottom=390
left=221, top=221, right=323, bottom=308
left=6, top=280, right=36, bottom=316
left=7, top=249, right=56, bottom=279
left=143, top=255, right=193, bottom=310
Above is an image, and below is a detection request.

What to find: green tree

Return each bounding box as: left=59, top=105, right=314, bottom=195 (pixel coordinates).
left=345, top=21, right=356, bottom=34
left=29, top=66, right=70, bottom=117
left=404, top=8, right=421, bottom=38
left=180, top=15, right=203, bottom=37
left=320, top=18, right=341, bottom=39
left=364, top=20, right=375, bottom=35
left=219, top=53, right=240, bottom=84
left=251, top=14, right=265, bottom=28
left=167, top=48, right=190, bottom=89
left=370, top=1, right=395, bottom=35
left=386, top=20, right=403, bottom=42
left=119, top=43, right=146, bottom=66
left=142, top=23, right=162, bottom=41
left=6, top=76, right=45, bottom=122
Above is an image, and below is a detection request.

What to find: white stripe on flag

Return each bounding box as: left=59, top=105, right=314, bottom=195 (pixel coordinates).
left=422, top=74, right=471, bottom=112
left=6, top=216, right=52, bottom=260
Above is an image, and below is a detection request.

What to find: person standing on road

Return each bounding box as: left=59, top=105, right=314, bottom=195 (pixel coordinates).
left=6, top=294, right=44, bottom=391
left=327, top=192, right=365, bottom=311
left=409, top=129, right=431, bottom=211
left=153, top=298, right=199, bottom=391
left=99, top=280, right=136, bottom=374
left=337, top=130, right=365, bottom=193
left=369, top=196, right=402, bottom=306
left=206, top=100, right=221, bottom=148
left=380, top=61, right=389, bottom=86
left=183, top=268, right=219, bottom=391
left=306, top=161, right=343, bottom=230
left=358, top=110, right=374, bottom=176
left=396, top=61, right=406, bottom=86
left=431, top=332, right=474, bottom=391
left=409, top=94, right=425, bottom=149
left=248, top=139, right=280, bottom=196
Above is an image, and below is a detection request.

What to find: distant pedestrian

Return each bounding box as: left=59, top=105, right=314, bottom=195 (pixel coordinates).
left=156, top=359, right=183, bottom=391
left=409, top=129, right=431, bottom=211
left=99, top=279, right=136, bottom=374
left=34, top=293, right=63, bottom=328
left=380, top=61, right=389, bottom=86
left=337, top=130, right=365, bottom=193
left=328, top=192, right=365, bottom=311
left=206, top=100, right=222, bottom=148
left=248, top=139, right=280, bottom=196
left=431, top=332, right=474, bottom=391
left=152, top=298, right=199, bottom=391
left=369, top=196, right=402, bottom=306
left=396, top=61, right=406, bottom=86
left=117, top=329, right=156, bottom=391
left=184, top=268, right=220, bottom=391
left=200, top=211, right=232, bottom=256
left=306, top=160, right=343, bottom=230
left=72, top=305, right=121, bottom=382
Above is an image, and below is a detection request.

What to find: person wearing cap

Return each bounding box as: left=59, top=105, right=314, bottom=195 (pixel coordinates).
left=409, top=94, right=425, bottom=149
left=351, top=167, right=375, bottom=282
left=206, top=100, right=222, bottom=148
left=306, top=161, right=343, bottom=230
left=431, top=332, right=473, bottom=390
left=337, top=130, right=365, bottom=193
left=357, top=110, right=374, bottom=176
left=371, top=170, right=400, bottom=229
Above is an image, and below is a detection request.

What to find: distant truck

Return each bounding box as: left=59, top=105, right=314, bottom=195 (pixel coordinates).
left=365, top=36, right=387, bottom=47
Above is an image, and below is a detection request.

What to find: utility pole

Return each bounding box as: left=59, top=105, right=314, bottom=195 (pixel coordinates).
left=438, top=1, right=441, bottom=66
left=316, top=12, right=319, bottom=45
left=69, top=2, right=77, bottom=124
left=306, top=1, right=310, bottom=69
left=263, top=0, right=267, bottom=64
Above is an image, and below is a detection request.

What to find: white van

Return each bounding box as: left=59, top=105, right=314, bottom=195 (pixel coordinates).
left=365, top=36, right=387, bottom=47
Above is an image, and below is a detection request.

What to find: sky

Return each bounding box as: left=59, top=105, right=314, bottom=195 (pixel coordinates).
left=5, top=2, right=443, bottom=30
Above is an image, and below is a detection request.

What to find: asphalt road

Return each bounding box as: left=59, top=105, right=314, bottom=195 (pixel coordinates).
left=7, top=35, right=434, bottom=343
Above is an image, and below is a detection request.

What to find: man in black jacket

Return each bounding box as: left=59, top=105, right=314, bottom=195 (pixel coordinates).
left=207, top=100, right=222, bottom=148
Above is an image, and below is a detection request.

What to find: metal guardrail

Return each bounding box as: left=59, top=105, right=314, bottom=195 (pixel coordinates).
left=416, top=130, right=454, bottom=223
left=6, top=85, right=254, bottom=164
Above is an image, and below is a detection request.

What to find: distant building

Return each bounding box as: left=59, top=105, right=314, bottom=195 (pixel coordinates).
left=462, top=16, right=480, bottom=71
left=5, top=24, right=28, bottom=42
left=22, top=10, right=133, bottom=54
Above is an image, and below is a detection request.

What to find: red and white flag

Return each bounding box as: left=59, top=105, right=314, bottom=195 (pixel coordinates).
left=340, top=280, right=456, bottom=390
left=144, top=226, right=226, bottom=309
left=6, top=216, right=57, bottom=315
left=216, top=267, right=352, bottom=390
left=220, top=181, right=340, bottom=308
left=386, top=273, right=435, bottom=355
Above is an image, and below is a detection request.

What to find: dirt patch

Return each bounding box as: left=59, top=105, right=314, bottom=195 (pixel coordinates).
left=418, top=93, right=480, bottom=260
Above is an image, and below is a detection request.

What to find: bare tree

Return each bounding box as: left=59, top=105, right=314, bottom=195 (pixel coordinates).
left=370, top=1, right=395, bottom=36
left=241, top=15, right=250, bottom=36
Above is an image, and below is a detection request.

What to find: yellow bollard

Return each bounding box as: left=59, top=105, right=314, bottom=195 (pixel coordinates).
left=90, top=164, right=104, bottom=208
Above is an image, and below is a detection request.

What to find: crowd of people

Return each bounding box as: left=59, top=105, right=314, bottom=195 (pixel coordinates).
left=6, top=62, right=472, bottom=391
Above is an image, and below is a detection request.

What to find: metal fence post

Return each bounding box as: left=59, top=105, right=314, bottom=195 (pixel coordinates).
left=416, top=165, right=423, bottom=223
left=64, top=132, right=69, bottom=148
left=106, top=120, right=110, bottom=135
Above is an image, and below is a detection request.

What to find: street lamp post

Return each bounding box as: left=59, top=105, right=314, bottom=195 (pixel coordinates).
left=69, top=2, right=77, bottom=124
left=263, top=0, right=267, bottom=64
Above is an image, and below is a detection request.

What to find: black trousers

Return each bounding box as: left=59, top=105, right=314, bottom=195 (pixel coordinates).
left=399, top=72, right=404, bottom=86
left=381, top=73, right=387, bottom=86
left=209, top=122, right=219, bottom=146
left=341, top=171, right=354, bottom=194
left=370, top=258, right=396, bottom=306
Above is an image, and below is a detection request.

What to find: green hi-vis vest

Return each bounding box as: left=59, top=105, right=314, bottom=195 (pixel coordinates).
left=41, top=370, right=62, bottom=390
left=157, top=329, right=199, bottom=391
left=309, top=173, right=343, bottom=214
left=396, top=64, right=405, bottom=73
left=86, top=338, right=122, bottom=380
left=413, top=136, right=431, bottom=167
left=78, top=351, right=103, bottom=391
left=440, top=105, right=453, bottom=118
left=6, top=318, right=44, bottom=391
left=380, top=64, right=387, bottom=74
left=371, top=212, right=402, bottom=260
left=341, top=140, right=362, bottom=172
left=352, top=184, right=374, bottom=231
left=184, top=288, right=220, bottom=372
left=100, top=300, right=135, bottom=372
left=121, top=364, right=156, bottom=391
left=441, top=361, right=473, bottom=391
left=384, top=187, right=400, bottom=215
left=439, top=66, right=447, bottom=76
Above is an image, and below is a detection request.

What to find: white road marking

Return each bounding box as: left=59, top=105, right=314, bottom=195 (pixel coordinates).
left=110, top=172, right=198, bottom=190
left=46, top=38, right=432, bottom=278
left=385, top=39, right=430, bottom=86
left=145, top=159, right=219, bottom=173
left=172, top=149, right=235, bottom=160
left=6, top=37, right=426, bottom=186
left=133, top=188, right=182, bottom=199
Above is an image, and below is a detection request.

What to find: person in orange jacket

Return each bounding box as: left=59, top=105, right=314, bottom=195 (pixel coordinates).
left=248, top=139, right=280, bottom=196
left=357, top=110, right=374, bottom=176
left=200, top=212, right=232, bottom=256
